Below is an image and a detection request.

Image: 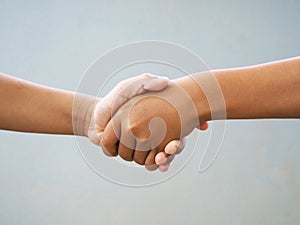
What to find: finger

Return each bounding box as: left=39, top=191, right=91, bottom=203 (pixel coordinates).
left=117, top=126, right=136, bottom=161
left=133, top=140, right=151, bottom=165
left=94, top=74, right=169, bottom=132
left=165, top=154, right=176, bottom=166
left=146, top=164, right=159, bottom=171
left=145, top=149, right=159, bottom=171
left=166, top=154, right=176, bottom=165
left=155, top=152, right=168, bottom=165
left=158, top=154, right=175, bottom=172
left=118, top=143, right=135, bottom=161
left=164, top=138, right=186, bottom=155
left=144, top=148, right=158, bottom=168
left=158, top=164, right=169, bottom=172
left=142, top=74, right=169, bottom=91
left=155, top=138, right=186, bottom=165
left=133, top=150, right=149, bottom=165
left=87, top=125, right=102, bottom=146
left=101, top=121, right=119, bottom=157
left=199, top=121, right=208, bottom=131
left=102, top=140, right=120, bottom=157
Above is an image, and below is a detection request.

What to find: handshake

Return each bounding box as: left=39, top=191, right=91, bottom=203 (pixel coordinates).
left=1, top=57, right=297, bottom=172
left=74, top=73, right=210, bottom=172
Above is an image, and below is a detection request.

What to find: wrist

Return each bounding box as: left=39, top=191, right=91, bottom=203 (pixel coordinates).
left=72, top=93, right=98, bottom=137
left=173, top=76, right=211, bottom=123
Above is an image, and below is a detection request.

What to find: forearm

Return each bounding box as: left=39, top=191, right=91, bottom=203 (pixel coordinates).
left=0, top=73, right=93, bottom=135
left=214, top=57, right=300, bottom=120
left=175, top=57, right=300, bottom=122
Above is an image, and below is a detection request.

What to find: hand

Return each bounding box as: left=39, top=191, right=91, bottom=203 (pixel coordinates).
left=155, top=121, right=208, bottom=171
left=100, top=77, right=208, bottom=171
left=87, top=74, right=188, bottom=171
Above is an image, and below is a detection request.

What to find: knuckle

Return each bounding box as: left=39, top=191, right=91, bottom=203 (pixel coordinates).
left=145, top=157, right=155, bottom=167
left=134, top=153, right=147, bottom=165
left=128, top=124, right=150, bottom=141
left=118, top=145, right=134, bottom=161
left=134, top=158, right=145, bottom=165
left=102, top=148, right=115, bottom=157
left=115, top=80, right=127, bottom=91
left=119, top=152, right=133, bottom=161
left=101, top=136, right=110, bottom=148
left=145, top=164, right=158, bottom=171
left=128, top=123, right=139, bottom=136
left=101, top=136, right=116, bottom=155
left=141, top=73, right=153, bottom=79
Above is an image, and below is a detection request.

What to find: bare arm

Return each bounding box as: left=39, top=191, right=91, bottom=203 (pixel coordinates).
left=209, top=56, right=300, bottom=120
left=0, top=73, right=78, bottom=134
left=101, top=57, right=300, bottom=170
left=0, top=74, right=171, bottom=136
left=0, top=73, right=184, bottom=171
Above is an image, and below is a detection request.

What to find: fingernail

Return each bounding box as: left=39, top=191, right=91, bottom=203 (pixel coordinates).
left=157, top=154, right=163, bottom=163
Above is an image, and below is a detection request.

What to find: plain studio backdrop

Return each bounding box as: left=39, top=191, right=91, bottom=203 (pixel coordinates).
left=0, top=1, right=299, bottom=225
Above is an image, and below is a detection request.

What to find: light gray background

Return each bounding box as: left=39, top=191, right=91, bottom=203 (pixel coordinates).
left=0, top=0, right=299, bottom=224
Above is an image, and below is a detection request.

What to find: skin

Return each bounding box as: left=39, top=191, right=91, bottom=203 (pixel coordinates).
left=0, top=73, right=75, bottom=134
left=101, top=57, right=300, bottom=170
left=0, top=73, right=187, bottom=171
left=2, top=56, right=298, bottom=171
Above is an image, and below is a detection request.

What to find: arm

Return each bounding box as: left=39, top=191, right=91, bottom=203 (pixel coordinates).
left=0, top=73, right=170, bottom=135
left=0, top=73, right=76, bottom=134
left=212, top=57, right=300, bottom=120
left=101, top=57, right=300, bottom=170
left=171, top=57, right=300, bottom=122
left=0, top=73, right=185, bottom=171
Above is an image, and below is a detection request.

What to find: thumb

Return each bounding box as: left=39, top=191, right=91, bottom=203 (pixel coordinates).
left=143, top=75, right=169, bottom=91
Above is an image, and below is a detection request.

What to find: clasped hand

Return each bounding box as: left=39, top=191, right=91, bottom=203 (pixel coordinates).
left=87, top=74, right=208, bottom=172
